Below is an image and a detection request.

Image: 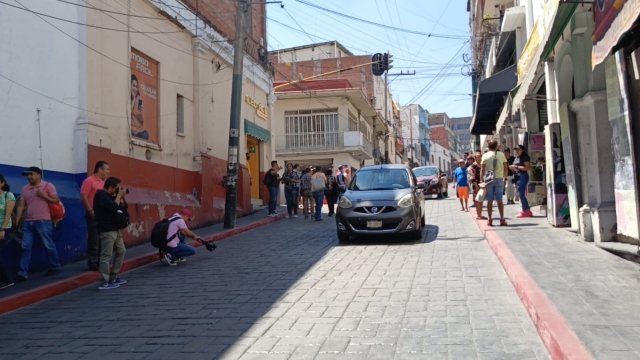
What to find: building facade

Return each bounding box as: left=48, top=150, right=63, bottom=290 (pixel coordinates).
left=0, top=0, right=274, bottom=271
left=401, top=104, right=431, bottom=167
left=468, top=0, right=640, bottom=253
left=270, top=42, right=396, bottom=165
left=451, top=116, right=473, bottom=153
left=429, top=113, right=462, bottom=172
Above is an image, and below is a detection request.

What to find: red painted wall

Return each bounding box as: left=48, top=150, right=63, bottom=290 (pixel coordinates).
left=88, top=146, right=251, bottom=247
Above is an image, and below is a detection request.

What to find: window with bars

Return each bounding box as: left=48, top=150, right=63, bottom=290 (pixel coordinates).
left=348, top=112, right=358, bottom=132
left=284, top=109, right=339, bottom=149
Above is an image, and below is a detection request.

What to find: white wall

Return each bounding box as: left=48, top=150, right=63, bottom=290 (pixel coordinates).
left=401, top=105, right=420, bottom=163
left=0, top=0, right=85, bottom=174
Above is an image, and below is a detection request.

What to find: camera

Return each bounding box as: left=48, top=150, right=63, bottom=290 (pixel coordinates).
left=197, top=238, right=217, bottom=252
left=120, top=187, right=130, bottom=194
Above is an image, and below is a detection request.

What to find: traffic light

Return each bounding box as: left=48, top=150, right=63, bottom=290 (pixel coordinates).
left=372, top=53, right=384, bottom=76
left=384, top=52, right=393, bottom=72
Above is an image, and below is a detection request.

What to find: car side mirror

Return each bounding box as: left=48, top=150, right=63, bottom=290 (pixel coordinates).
left=416, top=183, right=426, bottom=189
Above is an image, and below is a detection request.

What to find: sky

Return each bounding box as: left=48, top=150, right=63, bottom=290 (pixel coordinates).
left=266, top=0, right=473, bottom=118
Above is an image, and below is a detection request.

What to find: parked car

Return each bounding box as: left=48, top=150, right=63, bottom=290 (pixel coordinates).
left=412, top=166, right=448, bottom=198
left=335, top=164, right=426, bottom=242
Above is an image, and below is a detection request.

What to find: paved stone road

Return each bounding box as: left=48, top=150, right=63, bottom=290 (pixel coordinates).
left=0, top=197, right=549, bottom=360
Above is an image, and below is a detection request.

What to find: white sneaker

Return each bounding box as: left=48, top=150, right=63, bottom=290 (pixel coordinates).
left=164, top=253, right=177, bottom=266
left=269, top=213, right=277, bottom=218
left=293, top=215, right=298, bottom=218
left=285, top=215, right=291, bottom=219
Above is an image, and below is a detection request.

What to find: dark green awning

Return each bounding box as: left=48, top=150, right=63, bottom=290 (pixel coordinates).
left=244, top=119, right=271, bottom=142
left=541, top=3, right=578, bottom=61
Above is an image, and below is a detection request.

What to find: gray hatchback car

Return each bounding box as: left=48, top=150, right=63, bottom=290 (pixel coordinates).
left=335, top=164, right=426, bottom=242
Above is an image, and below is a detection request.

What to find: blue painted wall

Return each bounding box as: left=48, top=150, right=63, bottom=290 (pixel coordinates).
left=0, top=164, right=86, bottom=275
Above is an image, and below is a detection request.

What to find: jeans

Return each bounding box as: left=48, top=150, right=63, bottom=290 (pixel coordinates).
left=268, top=186, right=279, bottom=214
left=85, top=211, right=100, bottom=267
left=0, top=230, right=14, bottom=283
left=284, top=188, right=299, bottom=216
left=313, top=191, right=324, bottom=220
left=485, top=179, right=505, bottom=202
left=517, top=173, right=530, bottom=211
left=98, top=230, right=126, bottom=283
left=506, top=176, right=516, bottom=200
left=166, top=242, right=196, bottom=258
left=19, top=220, right=61, bottom=278
left=302, top=189, right=315, bottom=216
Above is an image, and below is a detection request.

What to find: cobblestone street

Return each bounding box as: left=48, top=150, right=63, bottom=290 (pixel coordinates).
left=0, top=197, right=549, bottom=360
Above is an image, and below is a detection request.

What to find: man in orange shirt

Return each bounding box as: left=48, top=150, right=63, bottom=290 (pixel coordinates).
left=80, top=161, right=110, bottom=271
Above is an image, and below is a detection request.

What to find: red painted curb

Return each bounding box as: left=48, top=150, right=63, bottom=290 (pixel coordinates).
left=0, top=214, right=285, bottom=316
left=470, top=214, right=594, bottom=360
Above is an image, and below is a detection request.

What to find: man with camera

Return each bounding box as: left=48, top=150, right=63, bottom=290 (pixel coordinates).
left=93, top=177, right=128, bottom=290
left=163, top=209, right=204, bottom=265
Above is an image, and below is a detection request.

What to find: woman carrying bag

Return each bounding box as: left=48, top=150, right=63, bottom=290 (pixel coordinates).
left=510, top=145, right=532, bottom=218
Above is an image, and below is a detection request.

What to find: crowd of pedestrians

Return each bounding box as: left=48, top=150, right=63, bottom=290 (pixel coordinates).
left=0, top=161, right=202, bottom=291
left=453, top=140, right=534, bottom=227
left=266, top=162, right=349, bottom=222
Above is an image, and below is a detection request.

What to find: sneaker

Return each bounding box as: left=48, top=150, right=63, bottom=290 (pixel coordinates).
left=500, top=219, right=508, bottom=226
left=15, top=275, right=27, bottom=283
left=269, top=213, right=277, bottom=218
left=285, top=215, right=291, bottom=219
left=164, top=253, right=177, bottom=266
left=0, top=282, right=14, bottom=290
left=98, top=282, right=120, bottom=290
left=110, top=277, right=127, bottom=285
left=273, top=211, right=279, bottom=215
left=174, top=257, right=186, bottom=263
left=516, top=210, right=533, bottom=218
left=293, top=215, right=299, bottom=218
left=316, top=218, right=323, bottom=221
left=45, top=269, right=60, bottom=277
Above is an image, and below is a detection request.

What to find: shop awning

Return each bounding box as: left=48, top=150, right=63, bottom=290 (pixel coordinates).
left=592, top=0, right=640, bottom=68
left=542, top=3, right=578, bottom=61
left=244, top=119, right=271, bottom=142
left=470, top=65, right=518, bottom=135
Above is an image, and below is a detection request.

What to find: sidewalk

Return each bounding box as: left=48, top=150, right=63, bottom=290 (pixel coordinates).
left=470, top=202, right=640, bottom=359
left=0, top=206, right=286, bottom=315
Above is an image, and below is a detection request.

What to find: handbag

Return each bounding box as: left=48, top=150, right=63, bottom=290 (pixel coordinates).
left=475, top=188, right=486, bottom=202
left=44, top=183, right=65, bottom=224
left=311, top=176, right=326, bottom=192
left=484, top=155, right=498, bottom=186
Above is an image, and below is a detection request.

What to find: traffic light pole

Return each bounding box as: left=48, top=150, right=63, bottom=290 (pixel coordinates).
left=384, top=70, right=389, bottom=164
left=223, top=0, right=247, bottom=229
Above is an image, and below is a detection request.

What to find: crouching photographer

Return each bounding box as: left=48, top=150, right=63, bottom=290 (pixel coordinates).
left=163, top=209, right=215, bottom=266
left=93, top=177, right=129, bottom=290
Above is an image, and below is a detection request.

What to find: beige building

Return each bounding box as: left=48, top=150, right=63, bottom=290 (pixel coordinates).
left=84, top=0, right=274, bottom=245
left=273, top=79, right=382, bottom=176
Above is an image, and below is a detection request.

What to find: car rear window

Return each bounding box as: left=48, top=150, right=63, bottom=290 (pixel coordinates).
left=350, top=169, right=411, bottom=190
left=413, top=168, right=438, bottom=177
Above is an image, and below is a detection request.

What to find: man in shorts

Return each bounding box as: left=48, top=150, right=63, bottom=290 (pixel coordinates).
left=481, top=140, right=508, bottom=226
left=453, top=159, right=469, bottom=211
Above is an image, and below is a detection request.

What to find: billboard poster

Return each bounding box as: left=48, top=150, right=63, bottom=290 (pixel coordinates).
left=559, top=104, right=581, bottom=230
left=545, top=123, right=570, bottom=227
left=606, top=51, right=640, bottom=239
left=130, top=49, right=159, bottom=145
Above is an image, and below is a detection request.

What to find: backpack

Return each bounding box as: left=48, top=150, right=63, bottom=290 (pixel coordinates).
left=150, top=216, right=180, bottom=250
left=484, top=154, right=498, bottom=186
left=115, top=199, right=130, bottom=230
left=311, top=176, right=326, bottom=192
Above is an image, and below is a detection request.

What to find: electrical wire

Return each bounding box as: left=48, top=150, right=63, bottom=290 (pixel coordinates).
left=293, top=0, right=469, bottom=39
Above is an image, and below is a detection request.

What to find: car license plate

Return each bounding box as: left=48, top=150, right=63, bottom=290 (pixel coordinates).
left=367, top=221, right=383, bottom=229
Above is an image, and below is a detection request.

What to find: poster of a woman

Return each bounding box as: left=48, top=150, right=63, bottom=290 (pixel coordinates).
left=130, top=75, right=148, bottom=140
left=129, top=49, right=159, bottom=144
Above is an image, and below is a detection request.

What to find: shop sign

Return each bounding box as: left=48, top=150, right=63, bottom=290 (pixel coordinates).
left=517, top=0, right=560, bottom=80
left=249, top=146, right=256, bottom=153
left=244, top=94, right=268, bottom=120
left=592, top=0, right=640, bottom=68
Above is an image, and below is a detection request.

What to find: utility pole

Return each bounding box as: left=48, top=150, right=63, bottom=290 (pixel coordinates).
left=223, top=0, right=247, bottom=229
left=384, top=69, right=389, bottom=164
left=409, top=106, right=414, bottom=168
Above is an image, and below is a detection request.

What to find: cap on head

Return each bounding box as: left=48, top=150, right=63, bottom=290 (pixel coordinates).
left=338, top=165, right=344, bottom=170
left=21, top=166, right=43, bottom=176
left=179, top=209, right=193, bottom=221
left=516, top=145, right=525, bottom=151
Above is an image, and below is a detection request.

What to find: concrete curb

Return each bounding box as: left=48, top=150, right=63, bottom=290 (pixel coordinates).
left=0, top=214, right=285, bottom=316
left=470, top=214, right=594, bottom=360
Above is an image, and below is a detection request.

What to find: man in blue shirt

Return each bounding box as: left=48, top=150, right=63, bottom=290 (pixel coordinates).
left=453, top=159, right=469, bottom=211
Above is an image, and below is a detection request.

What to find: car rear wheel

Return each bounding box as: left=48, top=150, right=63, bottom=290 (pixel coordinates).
left=337, top=232, right=350, bottom=243
left=421, top=211, right=426, bottom=227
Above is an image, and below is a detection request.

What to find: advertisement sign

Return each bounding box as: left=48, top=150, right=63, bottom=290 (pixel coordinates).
left=592, top=0, right=640, bottom=68
left=517, top=0, right=561, bottom=80
left=545, top=123, right=570, bottom=227
left=606, top=52, right=640, bottom=238
left=559, top=104, right=581, bottom=230
left=130, top=49, right=159, bottom=144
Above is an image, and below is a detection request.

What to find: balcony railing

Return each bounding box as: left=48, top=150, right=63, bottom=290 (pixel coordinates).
left=275, top=131, right=373, bottom=160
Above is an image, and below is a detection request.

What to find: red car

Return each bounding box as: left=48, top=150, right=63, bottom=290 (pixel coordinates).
left=412, top=166, right=448, bottom=198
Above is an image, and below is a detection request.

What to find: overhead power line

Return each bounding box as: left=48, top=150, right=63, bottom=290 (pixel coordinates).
left=294, top=0, right=469, bottom=39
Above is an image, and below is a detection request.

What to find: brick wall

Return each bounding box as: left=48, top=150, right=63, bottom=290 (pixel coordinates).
left=182, top=0, right=267, bottom=64
left=272, top=56, right=375, bottom=101
left=431, top=127, right=450, bottom=149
